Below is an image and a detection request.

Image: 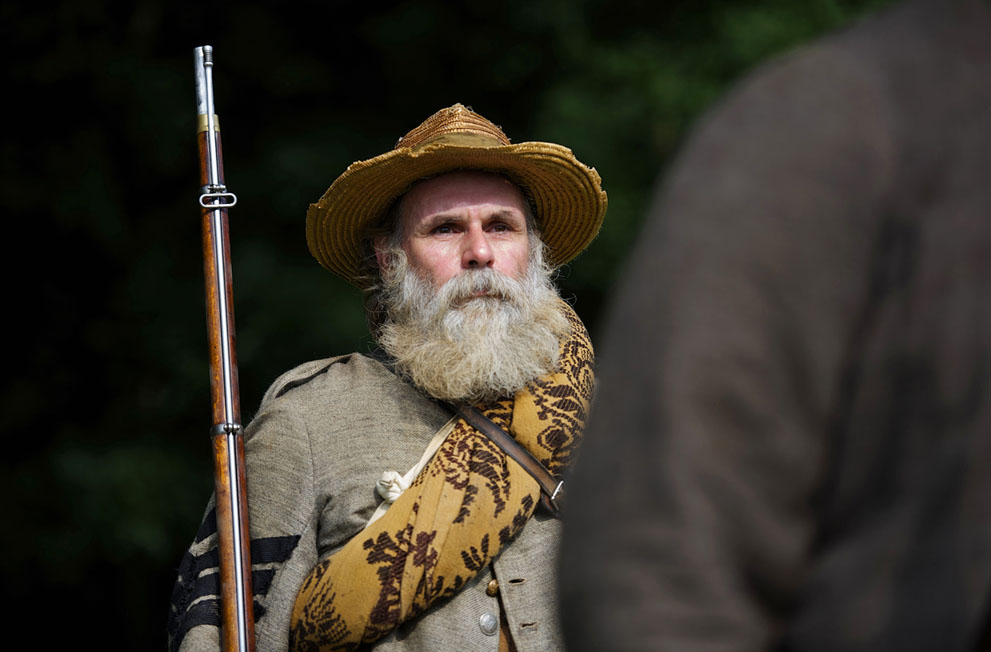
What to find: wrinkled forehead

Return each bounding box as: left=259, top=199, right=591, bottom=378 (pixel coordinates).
left=398, top=171, right=531, bottom=223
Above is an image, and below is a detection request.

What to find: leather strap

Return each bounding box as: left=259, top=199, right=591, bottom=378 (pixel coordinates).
left=451, top=403, right=565, bottom=516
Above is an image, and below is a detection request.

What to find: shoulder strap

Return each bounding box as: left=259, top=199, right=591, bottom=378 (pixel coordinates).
left=451, top=403, right=565, bottom=517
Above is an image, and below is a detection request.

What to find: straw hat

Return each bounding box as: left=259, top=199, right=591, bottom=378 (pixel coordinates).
left=306, top=104, right=607, bottom=285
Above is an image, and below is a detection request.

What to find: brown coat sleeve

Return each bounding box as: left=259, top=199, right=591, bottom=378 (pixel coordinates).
left=559, top=36, right=896, bottom=652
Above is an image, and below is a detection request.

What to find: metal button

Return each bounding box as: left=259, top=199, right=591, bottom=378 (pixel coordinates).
left=479, top=612, right=499, bottom=636
left=486, top=579, right=499, bottom=596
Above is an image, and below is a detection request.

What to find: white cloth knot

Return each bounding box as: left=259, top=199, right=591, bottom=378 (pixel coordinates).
left=364, top=416, right=458, bottom=528
left=376, top=470, right=410, bottom=504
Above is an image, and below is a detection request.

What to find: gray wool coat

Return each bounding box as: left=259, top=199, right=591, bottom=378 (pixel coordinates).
left=169, top=353, right=564, bottom=652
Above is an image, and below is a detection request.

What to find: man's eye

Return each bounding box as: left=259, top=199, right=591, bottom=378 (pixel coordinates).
left=433, top=225, right=454, bottom=234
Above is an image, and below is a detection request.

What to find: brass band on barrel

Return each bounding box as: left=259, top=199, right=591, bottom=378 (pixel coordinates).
left=197, top=114, right=221, bottom=133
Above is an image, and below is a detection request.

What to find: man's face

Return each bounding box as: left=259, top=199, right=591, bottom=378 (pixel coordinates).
left=377, top=172, right=532, bottom=289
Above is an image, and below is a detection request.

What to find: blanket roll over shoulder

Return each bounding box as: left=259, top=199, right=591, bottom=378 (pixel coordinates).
left=289, top=304, right=594, bottom=651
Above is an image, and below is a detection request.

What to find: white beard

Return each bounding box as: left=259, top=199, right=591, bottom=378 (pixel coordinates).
left=375, top=242, right=569, bottom=403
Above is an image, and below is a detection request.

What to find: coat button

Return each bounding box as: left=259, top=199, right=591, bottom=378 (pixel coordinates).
left=479, top=612, right=499, bottom=636
left=486, top=579, right=499, bottom=596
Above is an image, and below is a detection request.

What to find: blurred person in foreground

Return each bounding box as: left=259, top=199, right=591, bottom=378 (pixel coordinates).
left=560, top=0, right=990, bottom=650
left=169, top=104, right=606, bottom=651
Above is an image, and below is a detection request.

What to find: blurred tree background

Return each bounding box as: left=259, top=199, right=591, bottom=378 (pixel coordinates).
left=2, top=0, right=894, bottom=647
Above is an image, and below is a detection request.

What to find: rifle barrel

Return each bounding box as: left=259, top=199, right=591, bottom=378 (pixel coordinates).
left=194, top=44, right=255, bottom=652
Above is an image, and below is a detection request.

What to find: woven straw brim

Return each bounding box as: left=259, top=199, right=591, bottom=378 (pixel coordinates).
left=306, top=140, right=607, bottom=285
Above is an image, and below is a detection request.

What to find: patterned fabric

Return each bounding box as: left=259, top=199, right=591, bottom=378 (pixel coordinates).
left=288, top=304, right=593, bottom=651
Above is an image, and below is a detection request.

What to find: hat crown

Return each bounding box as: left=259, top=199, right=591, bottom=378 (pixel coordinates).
left=394, top=104, right=512, bottom=150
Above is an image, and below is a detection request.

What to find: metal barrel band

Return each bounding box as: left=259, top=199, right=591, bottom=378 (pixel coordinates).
left=210, top=422, right=244, bottom=437
left=200, top=190, right=238, bottom=208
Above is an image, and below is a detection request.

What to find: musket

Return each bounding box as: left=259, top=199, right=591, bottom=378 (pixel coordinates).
left=194, top=45, right=255, bottom=652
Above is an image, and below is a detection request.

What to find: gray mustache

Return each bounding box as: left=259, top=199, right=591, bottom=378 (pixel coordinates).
left=440, top=269, right=522, bottom=305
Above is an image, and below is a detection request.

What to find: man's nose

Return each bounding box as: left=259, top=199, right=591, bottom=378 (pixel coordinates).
left=462, top=227, right=494, bottom=269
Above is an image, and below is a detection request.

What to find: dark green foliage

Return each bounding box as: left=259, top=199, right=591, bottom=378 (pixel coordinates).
left=1, top=0, right=894, bottom=646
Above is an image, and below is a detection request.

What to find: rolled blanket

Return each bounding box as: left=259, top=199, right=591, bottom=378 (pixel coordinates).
left=289, top=303, right=593, bottom=651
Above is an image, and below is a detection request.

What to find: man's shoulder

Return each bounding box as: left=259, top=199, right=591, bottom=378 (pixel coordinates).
left=258, top=351, right=398, bottom=408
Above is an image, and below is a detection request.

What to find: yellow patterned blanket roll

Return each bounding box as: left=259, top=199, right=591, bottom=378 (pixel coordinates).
left=289, top=303, right=593, bottom=651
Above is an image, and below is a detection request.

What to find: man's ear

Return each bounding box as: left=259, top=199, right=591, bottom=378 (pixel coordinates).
left=373, top=236, right=390, bottom=272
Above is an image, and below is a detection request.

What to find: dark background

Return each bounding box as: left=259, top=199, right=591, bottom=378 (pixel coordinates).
left=2, top=0, right=893, bottom=647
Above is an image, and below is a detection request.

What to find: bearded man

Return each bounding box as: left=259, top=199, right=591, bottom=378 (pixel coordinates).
left=168, top=104, right=607, bottom=652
